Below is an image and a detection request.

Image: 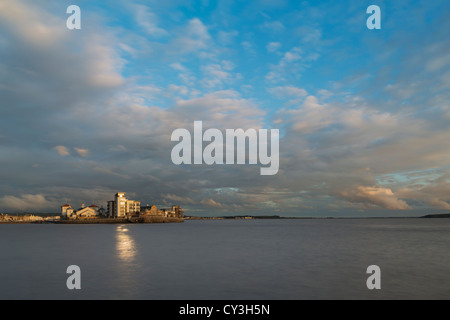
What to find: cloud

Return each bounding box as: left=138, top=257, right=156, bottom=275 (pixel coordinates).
left=200, top=198, right=224, bottom=208
left=281, top=47, right=302, bottom=64
left=269, top=86, right=308, bottom=105
left=266, top=42, right=281, bottom=52
left=167, top=84, right=190, bottom=96
left=74, top=148, right=89, bottom=157
left=339, top=186, right=411, bottom=210
left=0, top=0, right=125, bottom=120
left=0, top=194, right=54, bottom=211
left=186, top=18, right=210, bottom=40
left=429, top=198, right=450, bottom=210
left=271, top=86, right=308, bottom=97
left=84, top=39, right=125, bottom=87
left=260, top=21, right=285, bottom=33
left=241, top=41, right=256, bottom=55
left=134, top=4, right=168, bottom=38
left=170, top=90, right=265, bottom=129
left=171, top=18, right=212, bottom=54
left=284, top=95, right=332, bottom=133
left=0, top=0, right=65, bottom=48
left=170, top=63, right=187, bottom=72
left=294, top=26, right=322, bottom=44
left=201, top=62, right=236, bottom=88
left=265, top=47, right=310, bottom=83
left=54, top=146, right=70, bottom=156
left=163, top=194, right=195, bottom=205
left=217, top=30, right=239, bottom=45
left=397, top=180, right=450, bottom=211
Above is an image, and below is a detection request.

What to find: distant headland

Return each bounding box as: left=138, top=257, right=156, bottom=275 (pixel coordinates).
left=420, top=213, right=450, bottom=218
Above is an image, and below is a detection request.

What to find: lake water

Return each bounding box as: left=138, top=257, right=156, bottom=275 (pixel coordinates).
left=0, top=218, right=449, bottom=300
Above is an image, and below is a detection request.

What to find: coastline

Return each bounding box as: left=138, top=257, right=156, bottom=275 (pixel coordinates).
left=2, top=213, right=450, bottom=224
left=52, top=217, right=184, bottom=224
left=0, top=217, right=184, bottom=224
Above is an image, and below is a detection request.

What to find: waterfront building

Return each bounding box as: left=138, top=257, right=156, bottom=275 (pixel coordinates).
left=61, top=204, right=72, bottom=216
left=110, top=192, right=140, bottom=218
left=140, top=204, right=183, bottom=218
left=140, top=204, right=161, bottom=216
left=0, top=214, right=44, bottom=222
left=60, top=192, right=182, bottom=220
left=98, top=206, right=106, bottom=216
left=61, top=203, right=100, bottom=220
left=107, top=200, right=115, bottom=218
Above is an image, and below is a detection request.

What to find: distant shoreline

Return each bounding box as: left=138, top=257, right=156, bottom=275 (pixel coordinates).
left=52, top=217, right=185, bottom=224
left=0, top=217, right=184, bottom=224
left=185, top=213, right=450, bottom=220
left=2, top=213, right=450, bottom=224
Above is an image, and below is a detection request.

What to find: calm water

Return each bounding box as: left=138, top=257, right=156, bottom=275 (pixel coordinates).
left=0, top=218, right=449, bottom=299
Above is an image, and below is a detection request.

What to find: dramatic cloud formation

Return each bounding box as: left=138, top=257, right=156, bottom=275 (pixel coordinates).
left=0, top=0, right=449, bottom=216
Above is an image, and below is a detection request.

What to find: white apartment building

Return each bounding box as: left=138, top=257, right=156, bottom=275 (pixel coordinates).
left=112, top=192, right=140, bottom=218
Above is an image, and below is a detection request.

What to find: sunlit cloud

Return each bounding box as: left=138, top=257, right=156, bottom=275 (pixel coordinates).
left=54, top=146, right=70, bottom=157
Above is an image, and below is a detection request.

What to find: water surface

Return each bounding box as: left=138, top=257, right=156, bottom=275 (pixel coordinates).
left=0, top=218, right=449, bottom=299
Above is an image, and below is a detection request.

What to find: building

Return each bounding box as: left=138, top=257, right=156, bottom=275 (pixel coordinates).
left=61, top=203, right=100, bottom=220
left=61, top=204, right=74, bottom=219
left=140, top=204, right=162, bottom=216
left=98, top=206, right=106, bottom=216
left=60, top=192, right=182, bottom=220
left=61, top=204, right=72, bottom=216
left=172, top=205, right=183, bottom=218
left=141, top=204, right=183, bottom=218
left=164, top=205, right=183, bottom=218
left=0, top=213, right=44, bottom=222
left=109, top=192, right=141, bottom=218
left=107, top=200, right=115, bottom=218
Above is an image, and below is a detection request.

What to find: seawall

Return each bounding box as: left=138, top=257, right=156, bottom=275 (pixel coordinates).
left=50, top=217, right=184, bottom=224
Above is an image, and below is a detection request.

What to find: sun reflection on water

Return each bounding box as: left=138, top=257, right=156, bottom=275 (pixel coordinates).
left=116, top=225, right=136, bottom=263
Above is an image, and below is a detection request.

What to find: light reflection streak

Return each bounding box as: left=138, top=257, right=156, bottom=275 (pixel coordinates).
left=116, top=225, right=136, bottom=263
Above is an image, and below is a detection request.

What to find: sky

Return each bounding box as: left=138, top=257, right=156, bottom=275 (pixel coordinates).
left=0, top=0, right=449, bottom=216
